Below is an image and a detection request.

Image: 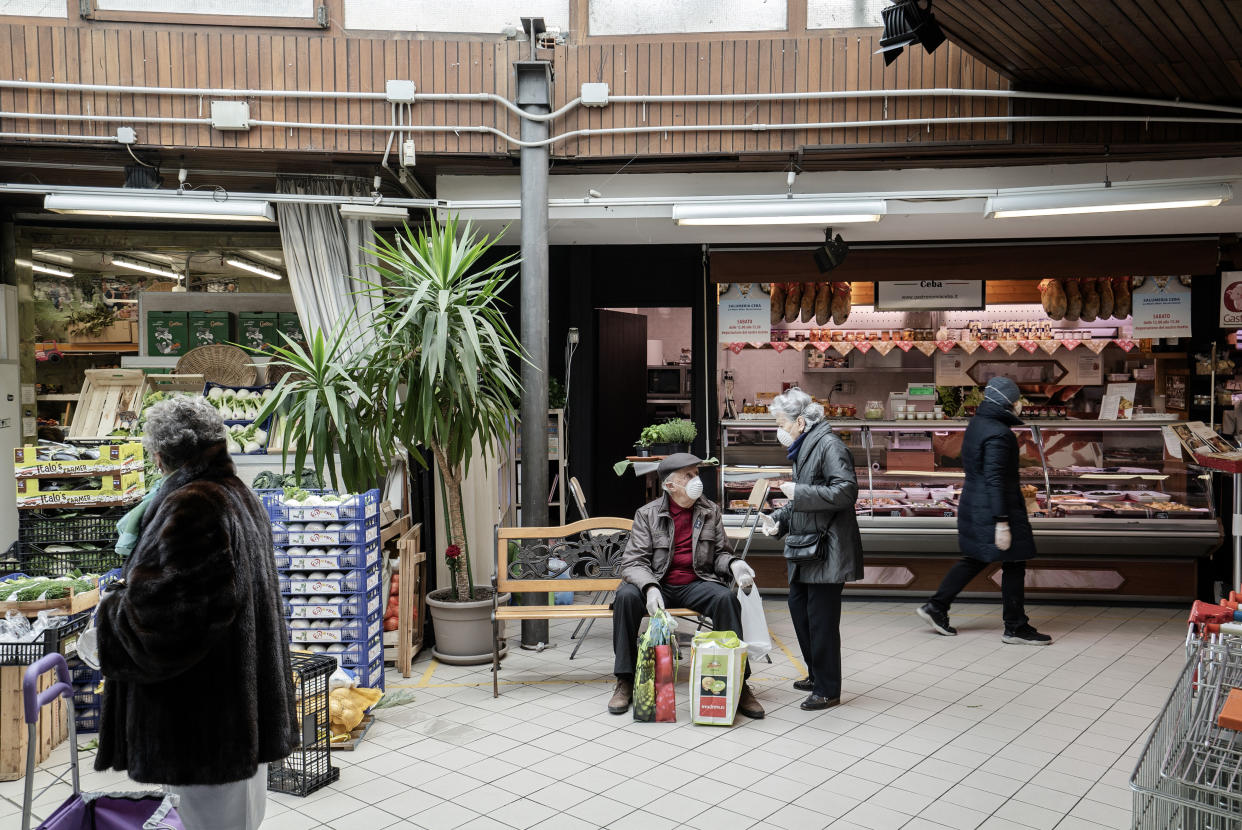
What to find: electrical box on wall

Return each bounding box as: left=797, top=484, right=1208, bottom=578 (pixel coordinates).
left=210, top=101, right=251, bottom=131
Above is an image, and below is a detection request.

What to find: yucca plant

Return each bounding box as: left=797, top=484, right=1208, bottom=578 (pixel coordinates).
left=363, top=214, right=524, bottom=601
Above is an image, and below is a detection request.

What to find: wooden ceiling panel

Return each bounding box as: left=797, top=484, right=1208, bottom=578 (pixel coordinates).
left=934, top=0, right=1242, bottom=103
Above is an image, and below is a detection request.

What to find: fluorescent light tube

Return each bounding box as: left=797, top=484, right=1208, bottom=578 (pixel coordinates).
left=111, top=256, right=181, bottom=280
left=985, top=183, right=1232, bottom=218
left=45, top=193, right=275, bottom=222
left=34, top=251, right=74, bottom=264
left=225, top=257, right=283, bottom=281
left=672, top=199, right=886, bottom=226
left=31, top=262, right=74, bottom=278
left=339, top=203, right=410, bottom=222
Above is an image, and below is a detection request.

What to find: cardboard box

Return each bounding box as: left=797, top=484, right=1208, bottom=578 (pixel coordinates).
left=14, top=442, right=143, bottom=477
left=16, top=471, right=144, bottom=507
left=189, top=311, right=232, bottom=348
left=886, top=450, right=935, bottom=472
left=276, top=312, right=306, bottom=350
left=238, top=311, right=279, bottom=352
left=146, top=311, right=189, bottom=356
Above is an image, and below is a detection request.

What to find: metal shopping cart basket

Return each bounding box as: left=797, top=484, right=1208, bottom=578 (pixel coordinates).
left=1131, top=638, right=1242, bottom=830
left=20, top=653, right=185, bottom=830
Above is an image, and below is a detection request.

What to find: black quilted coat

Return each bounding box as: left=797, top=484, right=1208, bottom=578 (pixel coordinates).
left=956, top=399, right=1037, bottom=563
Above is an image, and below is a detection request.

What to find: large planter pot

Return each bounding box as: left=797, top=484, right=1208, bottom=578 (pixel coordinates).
left=427, top=587, right=510, bottom=666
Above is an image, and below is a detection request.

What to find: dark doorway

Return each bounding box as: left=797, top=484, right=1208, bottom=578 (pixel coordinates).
left=593, top=309, right=648, bottom=517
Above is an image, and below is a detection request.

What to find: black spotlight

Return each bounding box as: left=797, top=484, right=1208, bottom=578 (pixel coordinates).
left=813, top=230, right=849, bottom=273
left=875, top=0, right=946, bottom=66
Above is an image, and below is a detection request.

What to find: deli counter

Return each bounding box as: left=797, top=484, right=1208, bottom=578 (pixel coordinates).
left=720, top=418, right=1223, bottom=602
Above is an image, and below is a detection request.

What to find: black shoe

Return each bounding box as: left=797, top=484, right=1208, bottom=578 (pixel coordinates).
left=800, top=694, right=840, bottom=711
left=793, top=677, right=814, bottom=692
left=1003, top=625, right=1052, bottom=646
left=917, top=603, right=957, bottom=636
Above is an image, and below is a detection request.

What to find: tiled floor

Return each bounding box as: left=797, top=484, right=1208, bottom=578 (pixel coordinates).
left=3, top=597, right=1188, bottom=829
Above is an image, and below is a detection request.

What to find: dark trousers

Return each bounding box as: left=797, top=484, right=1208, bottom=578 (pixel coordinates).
left=612, top=579, right=749, bottom=679
left=929, top=557, right=1029, bottom=630
left=788, top=580, right=844, bottom=699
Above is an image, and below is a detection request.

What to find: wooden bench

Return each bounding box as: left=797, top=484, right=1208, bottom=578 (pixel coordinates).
left=490, top=517, right=701, bottom=696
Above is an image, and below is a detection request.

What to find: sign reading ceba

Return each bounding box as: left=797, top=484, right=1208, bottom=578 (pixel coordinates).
left=875, top=280, right=985, bottom=311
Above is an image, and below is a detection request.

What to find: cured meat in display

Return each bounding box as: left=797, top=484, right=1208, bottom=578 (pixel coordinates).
left=1039, top=278, right=1067, bottom=320
left=770, top=283, right=786, bottom=326
left=1064, top=278, right=1082, bottom=322
left=814, top=282, right=831, bottom=326
left=1080, top=277, right=1100, bottom=322
left=800, top=279, right=817, bottom=322
left=1114, top=276, right=1132, bottom=318
left=1098, top=275, right=1115, bottom=320
left=831, top=282, right=852, bottom=325
left=785, top=282, right=803, bottom=323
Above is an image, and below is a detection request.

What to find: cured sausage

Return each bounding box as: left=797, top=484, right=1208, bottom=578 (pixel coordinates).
left=770, top=283, right=786, bottom=326
left=1064, top=278, right=1082, bottom=322
left=800, top=279, right=817, bottom=322
left=1080, top=276, right=1100, bottom=322
left=814, top=282, right=831, bottom=326
left=1114, top=276, right=1132, bottom=318
left=831, top=282, right=852, bottom=325
left=1098, top=276, right=1115, bottom=320
left=1038, top=278, right=1067, bottom=320
left=785, top=282, right=803, bottom=323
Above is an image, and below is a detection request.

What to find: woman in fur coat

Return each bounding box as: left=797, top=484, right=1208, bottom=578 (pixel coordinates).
left=93, top=396, right=297, bottom=830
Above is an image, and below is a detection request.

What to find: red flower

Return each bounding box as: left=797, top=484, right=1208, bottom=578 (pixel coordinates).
left=445, top=545, right=461, bottom=560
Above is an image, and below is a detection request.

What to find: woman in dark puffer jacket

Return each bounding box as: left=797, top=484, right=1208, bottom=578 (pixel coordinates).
left=917, top=376, right=1051, bottom=645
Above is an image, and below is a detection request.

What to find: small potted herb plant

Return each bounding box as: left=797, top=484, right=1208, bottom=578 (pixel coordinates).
left=635, top=425, right=663, bottom=456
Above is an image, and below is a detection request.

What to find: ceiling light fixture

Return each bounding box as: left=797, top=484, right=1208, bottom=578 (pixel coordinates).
left=876, top=0, right=946, bottom=66
left=33, top=251, right=74, bottom=265
left=985, top=183, right=1232, bottom=218
left=225, top=257, right=283, bottom=281
left=31, top=261, right=74, bottom=278
left=44, top=192, right=275, bottom=222
left=672, top=199, right=886, bottom=226
left=339, top=203, right=410, bottom=222
left=111, top=256, right=182, bottom=280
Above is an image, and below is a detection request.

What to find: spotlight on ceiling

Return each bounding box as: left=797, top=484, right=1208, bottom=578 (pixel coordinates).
left=875, top=0, right=945, bottom=66
left=813, top=230, right=850, bottom=274
left=225, top=257, right=283, bottom=281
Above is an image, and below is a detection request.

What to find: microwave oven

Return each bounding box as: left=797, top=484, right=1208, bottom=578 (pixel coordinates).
left=648, top=365, right=691, bottom=398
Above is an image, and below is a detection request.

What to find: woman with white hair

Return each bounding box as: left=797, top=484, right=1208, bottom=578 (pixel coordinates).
left=92, top=396, right=298, bottom=830
left=759, top=388, right=862, bottom=710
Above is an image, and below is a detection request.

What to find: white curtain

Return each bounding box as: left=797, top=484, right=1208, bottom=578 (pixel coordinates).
left=275, top=176, right=379, bottom=354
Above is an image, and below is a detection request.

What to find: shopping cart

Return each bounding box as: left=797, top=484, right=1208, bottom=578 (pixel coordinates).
left=1131, top=638, right=1242, bottom=830
left=20, top=653, right=184, bottom=830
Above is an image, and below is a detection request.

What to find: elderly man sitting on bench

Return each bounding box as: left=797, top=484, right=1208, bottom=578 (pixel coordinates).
left=608, top=452, right=764, bottom=719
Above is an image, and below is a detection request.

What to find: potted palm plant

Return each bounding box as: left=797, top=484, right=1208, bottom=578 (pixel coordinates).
left=258, top=213, right=525, bottom=665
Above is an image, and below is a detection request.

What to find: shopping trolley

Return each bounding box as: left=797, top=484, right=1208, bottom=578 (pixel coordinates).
left=20, top=653, right=184, bottom=830
left=1131, top=638, right=1242, bottom=830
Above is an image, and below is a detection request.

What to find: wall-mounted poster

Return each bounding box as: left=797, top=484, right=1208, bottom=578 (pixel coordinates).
left=1131, top=277, right=1191, bottom=339
left=717, top=282, right=770, bottom=342
left=1163, top=369, right=1188, bottom=413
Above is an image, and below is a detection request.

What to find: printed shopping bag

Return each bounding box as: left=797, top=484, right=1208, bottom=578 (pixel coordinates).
left=690, top=630, right=748, bottom=726
left=634, top=609, right=678, bottom=722
left=736, top=585, right=772, bottom=662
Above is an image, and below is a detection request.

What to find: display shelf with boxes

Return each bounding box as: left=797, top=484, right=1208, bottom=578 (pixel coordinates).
left=720, top=418, right=1222, bottom=601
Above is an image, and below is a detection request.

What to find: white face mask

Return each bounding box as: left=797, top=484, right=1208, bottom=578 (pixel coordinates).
left=1013, top=401, right=1024, bottom=417
left=776, top=428, right=795, bottom=447
left=683, top=476, right=704, bottom=501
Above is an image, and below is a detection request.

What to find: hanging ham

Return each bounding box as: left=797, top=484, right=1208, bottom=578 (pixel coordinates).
left=1080, top=277, right=1100, bottom=322
left=814, top=283, right=832, bottom=326
left=800, top=279, right=817, bottom=322
left=1114, top=276, right=1132, bottom=318
left=1038, top=279, right=1067, bottom=320
left=1064, top=278, right=1082, bottom=322
left=784, top=282, right=803, bottom=323
left=831, top=282, right=852, bottom=325
left=770, top=283, right=786, bottom=326
left=1098, top=276, right=1115, bottom=320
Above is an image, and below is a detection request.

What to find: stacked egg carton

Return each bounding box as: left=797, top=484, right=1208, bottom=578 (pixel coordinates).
left=266, top=489, right=385, bottom=690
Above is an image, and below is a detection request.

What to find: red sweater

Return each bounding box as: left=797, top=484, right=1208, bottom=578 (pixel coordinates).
left=663, top=502, right=697, bottom=586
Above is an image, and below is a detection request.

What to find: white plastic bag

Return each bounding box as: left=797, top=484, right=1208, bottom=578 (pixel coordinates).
left=736, top=586, right=772, bottom=661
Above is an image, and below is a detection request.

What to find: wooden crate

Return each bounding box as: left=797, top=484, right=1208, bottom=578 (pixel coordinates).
left=137, top=373, right=205, bottom=403
left=384, top=522, right=425, bottom=678
left=70, top=320, right=137, bottom=345
left=0, top=665, right=69, bottom=781
left=69, top=369, right=145, bottom=439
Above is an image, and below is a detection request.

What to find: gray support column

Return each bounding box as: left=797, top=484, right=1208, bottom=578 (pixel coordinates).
left=516, top=46, right=551, bottom=648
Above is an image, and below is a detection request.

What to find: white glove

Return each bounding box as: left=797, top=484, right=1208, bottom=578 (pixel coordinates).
left=731, top=560, right=756, bottom=591
left=758, top=513, right=779, bottom=536
left=645, top=586, right=665, bottom=616
left=779, top=482, right=797, bottom=500
left=994, top=522, right=1012, bottom=551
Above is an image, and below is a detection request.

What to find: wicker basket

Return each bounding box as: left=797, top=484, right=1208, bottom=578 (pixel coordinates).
left=175, top=345, right=258, bottom=387
left=264, top=360, right=304, bottom=388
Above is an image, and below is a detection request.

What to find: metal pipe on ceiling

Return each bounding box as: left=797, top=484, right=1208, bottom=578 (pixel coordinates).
left=0, top=182, right=438, bottom=208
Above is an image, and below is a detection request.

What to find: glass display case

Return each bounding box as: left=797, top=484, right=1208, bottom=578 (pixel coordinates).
left=720, top=418, right=1223, bottom=600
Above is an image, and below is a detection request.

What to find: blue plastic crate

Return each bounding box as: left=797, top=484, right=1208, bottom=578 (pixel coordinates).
left=283, top=587, right=381, bottom=619
left=274, top=543, right=380, bottom=572
left=280, top=568, right=381, bottom=596
left=350, top=656, right=385, bottom=691
left=257, top=488, right=335, bottom=523
left=336, top=635, right=384, bottom=672
left=273, top=516, right=379, bottom=547
left=267, top=489, right=381, bottom=523
left=75, top=708, right=100, bottom=733
left=287, top=607, right=382, bottom=644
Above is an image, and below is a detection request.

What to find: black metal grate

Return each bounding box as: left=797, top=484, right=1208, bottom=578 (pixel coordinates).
left=17, top=542, right=125, bottom=577
left=267, top=652, right=338, bottom=797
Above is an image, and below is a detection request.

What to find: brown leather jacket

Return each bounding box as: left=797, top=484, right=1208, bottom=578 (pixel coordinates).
left=619, top=493, right=738, bottom=591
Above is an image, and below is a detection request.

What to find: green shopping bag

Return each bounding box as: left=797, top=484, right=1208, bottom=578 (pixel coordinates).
left=690, top=630, right=748, bottom=726
left=634, top=609, right=678, bottom=722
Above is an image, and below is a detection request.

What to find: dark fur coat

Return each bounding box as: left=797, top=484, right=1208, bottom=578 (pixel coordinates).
left=94, top=441, right=298, bottom=786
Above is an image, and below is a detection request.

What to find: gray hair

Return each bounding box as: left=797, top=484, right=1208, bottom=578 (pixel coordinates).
left=769, top=387, right=825, bottom=425
left=143, top=396, right=227, bottom=470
